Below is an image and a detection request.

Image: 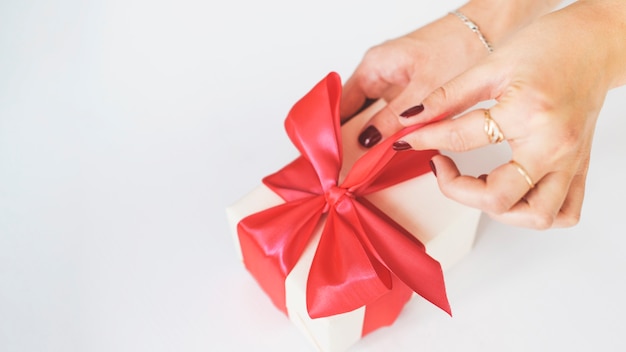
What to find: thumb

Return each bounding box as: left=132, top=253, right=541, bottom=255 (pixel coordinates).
left=400, top=64, right=500, bottom=125
left=340, top=74, right=369, bottom=122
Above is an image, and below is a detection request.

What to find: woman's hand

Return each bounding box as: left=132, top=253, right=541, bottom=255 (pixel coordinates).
left=341, top=0, right=561, bottom=148
left=394, top=0, right=626, bottom=229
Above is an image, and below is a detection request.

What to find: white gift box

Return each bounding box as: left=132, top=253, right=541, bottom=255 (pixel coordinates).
left=226, top=100, right=482, bottom=352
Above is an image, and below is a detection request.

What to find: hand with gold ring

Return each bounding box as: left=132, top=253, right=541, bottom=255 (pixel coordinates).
left=340, top=0, right=562, bottom=146
left=392, top=0, right=626, bottom=229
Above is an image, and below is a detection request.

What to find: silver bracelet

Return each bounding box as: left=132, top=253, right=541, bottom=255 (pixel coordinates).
left=449, top=10, right=493, bottom=53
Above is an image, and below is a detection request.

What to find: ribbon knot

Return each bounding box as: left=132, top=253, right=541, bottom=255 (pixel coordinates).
left=237, top=72, right=451, bottom=320
left=323, top=186, right=353, bottom=212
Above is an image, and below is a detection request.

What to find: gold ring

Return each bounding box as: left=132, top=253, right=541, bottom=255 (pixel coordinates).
left=509, top=160, right=535, bottom=189
left=484, top=109, right=504, bottom=144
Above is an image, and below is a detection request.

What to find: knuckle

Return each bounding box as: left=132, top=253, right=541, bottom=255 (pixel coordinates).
left=558, top=210, right=581, bottom=228
left=429, top=85, right=450, bottom=106
left=363, top=44, right=385, bottom=60
left=359, top=69, right=380, bottom=89
left=480, top=192, right=511, bottom=214
left=528, top=212, right=554, bottom=230
left=448, top=128, right=469, bottom=152
left=438, top=183, right=455, bottom=201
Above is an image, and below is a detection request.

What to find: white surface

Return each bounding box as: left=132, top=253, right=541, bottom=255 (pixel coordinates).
left=1, top=1, right=625, bottom=352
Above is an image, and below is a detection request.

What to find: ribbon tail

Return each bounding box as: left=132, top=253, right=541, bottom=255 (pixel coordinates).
left=353, top=199, right=452, bottom=315
left=306, top=201, right=391, bottom=319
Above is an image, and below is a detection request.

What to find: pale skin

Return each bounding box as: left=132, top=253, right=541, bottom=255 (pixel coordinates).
left=342, top=0, right=626, bottom=229
left=341, top=0, right=562, bottom=129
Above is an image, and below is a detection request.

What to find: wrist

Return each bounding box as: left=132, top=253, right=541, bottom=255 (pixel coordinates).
left=458, top=0, right=563, bottom=45
left=449, top=10, right=493, bottom=53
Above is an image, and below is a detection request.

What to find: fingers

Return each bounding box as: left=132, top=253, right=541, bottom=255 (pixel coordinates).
left=400, top=63, right=501, bottom=126
left=356, top=84, right=430, bottom=148
left=356, top=106, right=406, bottom=148
left=432, top=154, right=586, bottom=229
left=340, top=74, right=376, bottom=122
left=340, top=59, right=408, bottom=122
left=487, top=170, right=586, bottom=229
left=356, top=62, right=503, bottom=149
left=396, top=108, right=495, bottom=152
left=431, top=155, right=537, bottom=214
left=487, top=171, right=571, bottom=229
left=552, top=163, right=587, bottom=227
left=341, top=65, right=409, bottom=142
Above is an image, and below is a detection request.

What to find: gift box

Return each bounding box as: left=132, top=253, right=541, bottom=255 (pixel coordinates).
left=226, top=72, right=481, bottom=352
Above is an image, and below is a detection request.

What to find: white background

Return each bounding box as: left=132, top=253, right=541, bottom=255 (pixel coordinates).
left=2, top=0, right=625, bottom=351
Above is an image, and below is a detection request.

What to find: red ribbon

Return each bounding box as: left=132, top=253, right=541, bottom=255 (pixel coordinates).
left=237, top=72, right=450, bottom=320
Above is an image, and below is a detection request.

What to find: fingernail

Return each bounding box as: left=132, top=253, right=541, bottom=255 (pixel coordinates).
left=429, top=159, right=437, bottom=177
left=392, top=140, right=412, bottom=151
left=400, top=104, right=424, bottom=118
left=358, top=125, right=382, bottom=148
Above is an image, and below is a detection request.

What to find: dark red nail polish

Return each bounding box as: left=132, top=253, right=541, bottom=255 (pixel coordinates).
left=429, top=160, right=437, bottom=177
left=392, top=140, right=412, bottom=151
left=400, top=104, right=424, bottom=118
left=358, top=125, right=382, bottom=148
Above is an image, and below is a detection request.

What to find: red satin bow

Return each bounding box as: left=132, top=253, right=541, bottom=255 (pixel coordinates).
left=237, top=72, right=450, bottom=319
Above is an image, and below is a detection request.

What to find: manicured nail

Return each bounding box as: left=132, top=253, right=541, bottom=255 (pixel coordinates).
left=392, top=140, right=412, bottom=151
left=358, top=125, right=382, bottom=148
left=400, top=104, right=424, bottom=118
left=429, top=159, right=437, bottom=177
